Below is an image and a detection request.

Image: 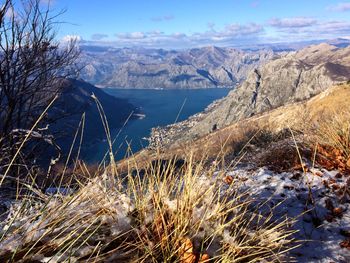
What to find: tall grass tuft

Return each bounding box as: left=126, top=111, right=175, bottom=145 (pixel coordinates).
left=317, top=113, right=350, bottom=159
left=307, top=111, right=350, bottom=173
left=0, top=150, right=297, bottom=262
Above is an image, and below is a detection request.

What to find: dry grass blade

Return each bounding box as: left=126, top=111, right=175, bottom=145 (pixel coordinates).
left=0, top=150, right=297, bottom=262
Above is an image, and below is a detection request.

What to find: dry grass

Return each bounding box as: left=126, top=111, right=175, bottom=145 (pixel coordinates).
left=302, top=92, right=350, bottom=174
left=0, top=152, right=297, bottom=262
left=314, top=112, right=350, bottom=155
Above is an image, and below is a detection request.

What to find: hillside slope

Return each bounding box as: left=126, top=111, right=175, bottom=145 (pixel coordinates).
left=119, top=83, right=350, bottom=170
left=49, top=79, right=137, bottom=152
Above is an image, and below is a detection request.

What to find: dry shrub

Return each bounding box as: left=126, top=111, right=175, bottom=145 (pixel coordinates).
left=230, top=127, right=292, bottom=156
left=0, top=153, right=297, bottom=262
left=230, top=127, right=309, bottom=173
left=256, top=137, right=312, bottom=173
left=316, top=145, right=350, bottom=174
left=309, top=112, right=350, bottom=174
left=257, top=140, right=301, bottom=172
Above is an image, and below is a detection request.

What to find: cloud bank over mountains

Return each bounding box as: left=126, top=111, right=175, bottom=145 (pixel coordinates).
left=62, top=0, right=350, bottom=49
left=72, top=18, right=349, bottom=49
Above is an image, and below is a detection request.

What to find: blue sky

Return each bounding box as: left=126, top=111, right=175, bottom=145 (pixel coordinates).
left=46, top=0, right=350, bottom=48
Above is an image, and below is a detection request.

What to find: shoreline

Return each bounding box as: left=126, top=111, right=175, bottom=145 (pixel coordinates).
left=146, top=96, right=226, bottom=150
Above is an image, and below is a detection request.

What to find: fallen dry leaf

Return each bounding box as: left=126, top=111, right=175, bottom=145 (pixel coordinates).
left=340, top=239, right=350, bottom=250
left=181, top=253, right=196, bottom=263
left=313, top=170, right=323, bottom=177
left=179, top=237, right=196, bottom=263
left=224, top=175, right=233, bottom=185
left=179, top=237, right=193, bottom=254
left=198, top=253, right=210, bottom=262
left=333, top=207, right=344, bottom=217
left=347, top=178, right=350, bottom=187
left=323, top=180, right=330, bottom=188
left=316, top=144, right=350, bottom=174
left=329, top=178, right=336, bottom=184
left=332, top=184, right=341, bottom=191
left=293, top=163, right=309, bottom=172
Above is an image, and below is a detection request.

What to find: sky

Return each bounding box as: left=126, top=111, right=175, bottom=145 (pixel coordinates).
left=44, top=0, right=350, bottom=48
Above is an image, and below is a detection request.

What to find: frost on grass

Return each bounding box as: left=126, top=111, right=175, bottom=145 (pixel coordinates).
left=0, top=159, right=296, bottom=262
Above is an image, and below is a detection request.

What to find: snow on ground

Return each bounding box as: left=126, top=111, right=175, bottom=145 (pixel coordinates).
left=1, top=164, right=349, bottom=262
left=226, top=166, right=350, bottom=263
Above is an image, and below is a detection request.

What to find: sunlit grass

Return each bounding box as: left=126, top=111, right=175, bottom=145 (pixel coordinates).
left=0, top=150, right=297, bottom=262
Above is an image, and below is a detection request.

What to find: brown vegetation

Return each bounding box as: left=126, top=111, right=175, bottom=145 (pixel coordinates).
left=0, top=153, right=296, bottom=262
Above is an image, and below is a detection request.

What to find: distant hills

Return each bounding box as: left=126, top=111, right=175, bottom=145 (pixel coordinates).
left=79, top=46, right=276, bottom=89
left=78, top=38, right=350, bottom=89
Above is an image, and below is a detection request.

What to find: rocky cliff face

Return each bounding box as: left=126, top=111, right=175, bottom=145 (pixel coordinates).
left=79, top=46, right=277, bottom=89
left=151, top=43, right=350, bottom=146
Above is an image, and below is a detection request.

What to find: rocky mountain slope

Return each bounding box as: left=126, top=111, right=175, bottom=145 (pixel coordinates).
left=79, top=46, right=277, bottom=89
left=151, top=43, right=350, bottom=146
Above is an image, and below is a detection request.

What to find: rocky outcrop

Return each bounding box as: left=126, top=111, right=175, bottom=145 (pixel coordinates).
left=149, top=43, right=350, bottom=147
left=79, top=46, right=277, bottom=89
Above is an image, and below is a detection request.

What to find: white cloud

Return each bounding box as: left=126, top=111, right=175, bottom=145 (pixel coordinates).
left=81, top=16, right=350, bottom=49
left=317, top=20, right=350, bottom=35
left=172, top=32, right=187, bottom=39
left=61, top=35, right=82, bottom=43
left=268, top=17, right=317, bottom=28
left=224, top=23, right=264, bottom=36
left=110, top=22, right=264, bottom=49
left=327, top=2, right=350, bottom=12
left=148, top=30, right=164, bottom=37
left=117, top=32, right=146, bottom=40
left=267, top=18, right=350, bottom=41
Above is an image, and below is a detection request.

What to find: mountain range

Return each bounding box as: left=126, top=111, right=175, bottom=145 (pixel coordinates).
left=79, top=46, right=277, bottom=89
left=78, top=38, right=350, bottom=90
left=149, top=43, right=350, bottom=146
